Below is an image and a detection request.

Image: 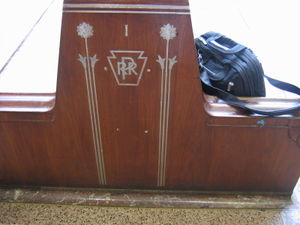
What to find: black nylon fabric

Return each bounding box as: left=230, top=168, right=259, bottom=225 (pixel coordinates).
left=195, top=32, right=300, bottom=116
left=195, top=32, right=266, bottom=97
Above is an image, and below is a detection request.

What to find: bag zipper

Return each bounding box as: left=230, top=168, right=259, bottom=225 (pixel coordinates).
left=242, top=51, right=264, bottom=96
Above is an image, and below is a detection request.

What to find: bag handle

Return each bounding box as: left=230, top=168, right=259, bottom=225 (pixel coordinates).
left=201, top=69, right=300, bottom=116
left=206, top=35, right=246, bottom=54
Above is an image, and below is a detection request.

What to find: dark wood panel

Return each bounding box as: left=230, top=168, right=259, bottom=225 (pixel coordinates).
left=60, top=13, right=186, bottom=187
left=205, top=127, right=300, bottom=192
left=0, top=0, right=299, bottom=193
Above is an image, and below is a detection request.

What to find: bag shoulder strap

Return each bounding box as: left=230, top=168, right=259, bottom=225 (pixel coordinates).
left=264, top=74, right=300, bottom=95
left=201, top=71, right=300, bottom=116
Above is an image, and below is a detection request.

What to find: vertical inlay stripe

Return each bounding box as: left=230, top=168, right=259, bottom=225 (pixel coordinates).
left=157, top=24, right=177, bottom=187
left=77, top=22, right=107, bottom=185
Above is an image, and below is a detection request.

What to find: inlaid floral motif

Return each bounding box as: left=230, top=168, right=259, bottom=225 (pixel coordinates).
left=77, top=22, right=94, bottom=39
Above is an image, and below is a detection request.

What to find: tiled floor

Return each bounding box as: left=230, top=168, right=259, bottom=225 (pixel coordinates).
left=0, top=0, right=53, bottom=70
left=0, top=183, right=299, bottom=225
left=0, top=203, right=290, bottom=225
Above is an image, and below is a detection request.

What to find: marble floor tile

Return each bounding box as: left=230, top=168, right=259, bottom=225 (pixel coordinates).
left=0, top=202, right=286, bottom=225
left=0, top=180, right=298, bottom=224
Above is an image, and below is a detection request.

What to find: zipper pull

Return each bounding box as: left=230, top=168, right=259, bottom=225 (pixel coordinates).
left=227, top=82, right=234, bottom=92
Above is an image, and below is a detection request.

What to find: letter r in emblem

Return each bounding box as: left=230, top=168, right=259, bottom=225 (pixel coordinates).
left=117, top=57, right=138, bottom=80
left=107, top=50, right=148, bottom=86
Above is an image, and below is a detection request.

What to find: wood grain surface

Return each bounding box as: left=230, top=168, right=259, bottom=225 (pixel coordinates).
left=0, top=0, right=299, bottom=193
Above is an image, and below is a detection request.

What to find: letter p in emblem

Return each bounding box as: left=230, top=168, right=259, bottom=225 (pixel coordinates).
left=117, top=57, right=138, bottom=80
left=107, top=50, right=148, bottom=86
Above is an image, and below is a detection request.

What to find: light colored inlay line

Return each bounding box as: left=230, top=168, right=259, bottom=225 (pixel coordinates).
left=64, top=3, right=190, bottom=10
left=77, top=22, right=107, bottom=185
left=125, top=24, right=128, bottom=37
left=157, top=24, right=178, bottom=187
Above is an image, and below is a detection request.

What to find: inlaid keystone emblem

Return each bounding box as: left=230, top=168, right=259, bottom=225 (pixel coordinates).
left=107, top=50, right=148, bottom=86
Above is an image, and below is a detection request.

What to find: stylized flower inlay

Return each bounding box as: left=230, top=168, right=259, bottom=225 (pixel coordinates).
left=168, top=56, right=177, bottom=70
left=160, top=24, right=177, bottom=41
left=156, top=55, right=165, bottom=70
left=77, top=22, right=94, bottom=39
